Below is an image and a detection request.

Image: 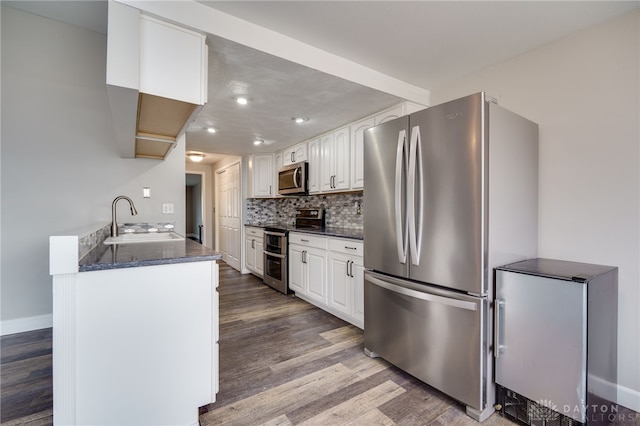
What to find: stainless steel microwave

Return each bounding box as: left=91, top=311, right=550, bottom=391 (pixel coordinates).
left=278, top=162, right=308, bottom=195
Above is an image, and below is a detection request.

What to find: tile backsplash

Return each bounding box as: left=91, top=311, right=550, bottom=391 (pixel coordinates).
left=247, top=192, right=363, bottom=229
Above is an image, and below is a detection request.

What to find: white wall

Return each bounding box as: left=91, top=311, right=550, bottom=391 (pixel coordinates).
left=1, top=7, right=186, bottom=332
left=431, top=11, right=640, bottom=410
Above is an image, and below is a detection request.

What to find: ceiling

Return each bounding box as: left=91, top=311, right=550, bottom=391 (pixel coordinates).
left=5, top=1, right=639, bottom=164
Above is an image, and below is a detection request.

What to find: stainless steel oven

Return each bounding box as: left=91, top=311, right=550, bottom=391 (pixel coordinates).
left=263, top=230, right=288, bottom=294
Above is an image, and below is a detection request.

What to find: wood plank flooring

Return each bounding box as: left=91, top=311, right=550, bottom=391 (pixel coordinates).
left=2, top=262, right=638, bottom=425
left=200, top=262, right=515, bottom=426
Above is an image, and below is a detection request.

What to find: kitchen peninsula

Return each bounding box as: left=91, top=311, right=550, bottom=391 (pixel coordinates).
left=50, top=224, right=222, bottom=426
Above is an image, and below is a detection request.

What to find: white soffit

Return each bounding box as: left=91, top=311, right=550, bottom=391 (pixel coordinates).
left=115, top=0, right=431, bottom=105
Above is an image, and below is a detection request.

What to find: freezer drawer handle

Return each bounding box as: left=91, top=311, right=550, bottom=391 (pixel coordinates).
left=367, top=274, right=477, bottom=311
left=395, top=130, right=409, bottom=264
left=494, top=299, right=504, bottom=357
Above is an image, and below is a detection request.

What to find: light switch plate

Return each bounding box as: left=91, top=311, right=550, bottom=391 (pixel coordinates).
left=162, top=203, right=174, bottom=214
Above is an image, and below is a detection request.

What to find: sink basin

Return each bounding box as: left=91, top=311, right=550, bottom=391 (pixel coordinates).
left=104, top=232, right=185, bottom=245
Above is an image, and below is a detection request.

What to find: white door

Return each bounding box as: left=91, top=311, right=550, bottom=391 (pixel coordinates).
left=216, top=162, right=242, bottom=271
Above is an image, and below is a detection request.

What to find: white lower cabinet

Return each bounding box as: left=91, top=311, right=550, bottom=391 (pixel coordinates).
left=245, top=227, right=264, bottom=277
left=289, top=233, right=364, bottom=329
left=288, top=233, right=327, bottom=303
left=327, top=238, right=364, bottom=328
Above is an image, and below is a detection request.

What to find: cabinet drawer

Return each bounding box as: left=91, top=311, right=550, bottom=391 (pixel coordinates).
left=289, top=233, right=327, bottom=249
left=246, top=227, right=263, bottom=237
left=329, top=238, right=363, bottom=256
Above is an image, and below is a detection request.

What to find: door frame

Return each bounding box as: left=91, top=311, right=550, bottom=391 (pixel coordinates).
left=185, top=171, right=206, bottom=246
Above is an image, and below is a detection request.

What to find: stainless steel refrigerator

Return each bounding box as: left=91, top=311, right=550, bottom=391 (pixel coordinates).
left=363, top=92, right=538, bottom=421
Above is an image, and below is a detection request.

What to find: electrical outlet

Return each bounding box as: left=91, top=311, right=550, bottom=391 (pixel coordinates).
left=162, top=203, right=174, bottom=214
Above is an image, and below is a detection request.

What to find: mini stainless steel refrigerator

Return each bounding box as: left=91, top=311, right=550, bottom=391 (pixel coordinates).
left=495, top=258, right=618, bottom=425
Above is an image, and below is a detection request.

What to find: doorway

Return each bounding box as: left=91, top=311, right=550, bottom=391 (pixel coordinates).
left=186, top=173, right=205, bottom=245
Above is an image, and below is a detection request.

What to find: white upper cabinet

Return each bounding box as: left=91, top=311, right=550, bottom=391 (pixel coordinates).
left=320, top=126, right=350, bottom=192
left=281, top=142, right=308, bottom=166
left=350, top=117, right=375, bottom=190
left=374, top=102, right=426, bottom=125
left=247, top=154, right=275, bottom=198
left=106, top=1, right=207, bottom=160
left=308, top=138, right=321, bottom=194
left=138, top=16, right=207, bottom=105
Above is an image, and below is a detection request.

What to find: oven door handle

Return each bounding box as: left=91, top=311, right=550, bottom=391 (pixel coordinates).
left=263, top=250, right=286, bottom=259
left=264, top=231, right=286, bottom=237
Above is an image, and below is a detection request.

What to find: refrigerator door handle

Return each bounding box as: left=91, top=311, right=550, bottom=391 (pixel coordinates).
left=395, top=129, right=409, bottom=264
left=366, top=273, right=478, bottom=311
left=494, top=299, right=504, bottom=357
left=408, top=125, right=424, bottom=265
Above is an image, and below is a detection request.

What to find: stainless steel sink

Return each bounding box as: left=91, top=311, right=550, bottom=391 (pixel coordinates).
left=104, top=232, right=185, bottom=245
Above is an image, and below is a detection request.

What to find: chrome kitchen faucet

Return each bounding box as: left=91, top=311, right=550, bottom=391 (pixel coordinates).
left=111, top=195, right=138, bottom=237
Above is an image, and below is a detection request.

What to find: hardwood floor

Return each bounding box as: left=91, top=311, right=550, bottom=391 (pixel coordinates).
left=2, top=262, right=637, bottom=425
left=0, top=328, right=53, bottom=425
left=200, top=262, right=514, bottom=426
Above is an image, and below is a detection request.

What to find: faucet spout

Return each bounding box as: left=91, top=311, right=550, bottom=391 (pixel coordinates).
left=111, top=195, right=138, bottom=237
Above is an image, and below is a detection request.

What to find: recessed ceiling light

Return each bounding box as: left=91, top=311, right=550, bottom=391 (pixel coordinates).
left=236, top=96, right=249, bottom=105
left=292, top=117, right=308, bottom=124
left=253, top=139, right=264, bottom=146
left=206, top=127, right=217, bottom=134
left=186, top=151, right=206, bottom=162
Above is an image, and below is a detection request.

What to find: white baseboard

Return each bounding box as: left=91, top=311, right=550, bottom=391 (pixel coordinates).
left=1, top=314, right=53, bottom=336
left=618, top=382, right=640, bottom=413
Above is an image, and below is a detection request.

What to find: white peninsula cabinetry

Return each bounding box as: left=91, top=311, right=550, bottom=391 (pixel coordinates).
left=289, top=232, right=364, bottom=329
left=50, top=234, right=220, bottom=426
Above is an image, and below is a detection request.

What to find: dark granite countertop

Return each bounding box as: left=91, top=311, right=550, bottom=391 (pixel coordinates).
left=244, top=223, right=363, bottom=241
left=79, top=237, right=222, bottom=272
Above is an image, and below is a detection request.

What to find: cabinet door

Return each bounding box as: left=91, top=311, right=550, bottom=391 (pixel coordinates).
left=308, top=138, right=321, bottom=193
left=333, top=127, right=350, bottom=190
left=279, top=149, right=293, bottom=166
left=255, top=239, right=264, bottom=276
left=245, top=237, right=255, bottom=271
left=351, top=258, right=365, bottom=323
left=139, top=16, right=207, bottom=105
left=350, top=118, right=373, bottom=189
left=252, top=154, right=274, bottom=197
left=327, top=253, right=350, bottom=316
left=288, top=245, right=306, bottom=295
left=495, top=270, right=587, bottom=422
left=305, top=248, right=327, bottom=304
left=293, top=143, right=308, bottom=163
left=374, top=104, right=404, bottom=125
left=320, top=133, right=334, bottom=192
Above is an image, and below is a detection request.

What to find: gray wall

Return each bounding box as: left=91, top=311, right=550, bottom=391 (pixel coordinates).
left=1, top=7, right=186, bottom=331
left=431, top=10, right=640, bottom=409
